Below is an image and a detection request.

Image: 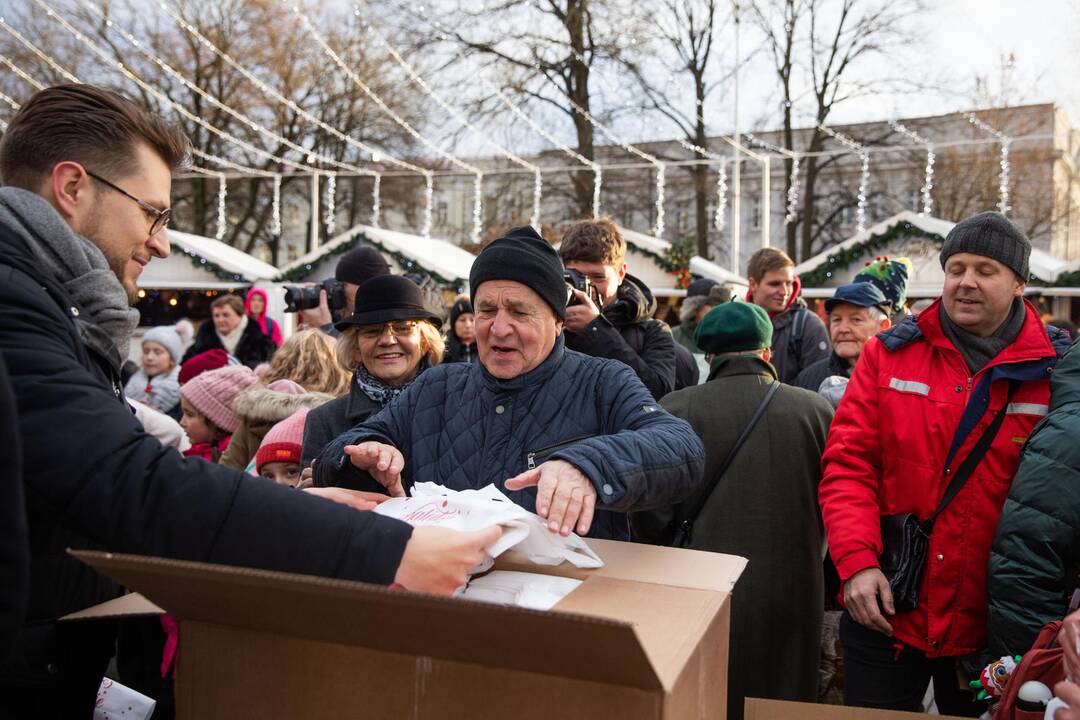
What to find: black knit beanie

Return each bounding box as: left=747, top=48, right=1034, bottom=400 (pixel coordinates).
left=940, top=212, right=1031, bottom=280
left=469, top=227, right=566, bottom=319
left=335, top=245, right=391, bottom=285
left=450, top=298, right=473, bottom=326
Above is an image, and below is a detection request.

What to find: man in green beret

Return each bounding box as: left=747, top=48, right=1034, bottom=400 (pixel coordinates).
left=634, top=300, right=834, bottom=720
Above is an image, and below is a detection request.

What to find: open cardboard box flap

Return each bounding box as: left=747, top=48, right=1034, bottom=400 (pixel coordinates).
left=69, top=539, right=745, bottom=693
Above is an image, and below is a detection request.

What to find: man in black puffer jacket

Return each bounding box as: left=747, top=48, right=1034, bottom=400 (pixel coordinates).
left=0, top=84, right=497, bottom=715
left=559, top=218, right=693, bottom=397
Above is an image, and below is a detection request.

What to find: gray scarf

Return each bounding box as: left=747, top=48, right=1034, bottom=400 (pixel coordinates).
left=940, top=298, right=1026, bottom=373
left=0, top=187, right=140, bottom=357
left=354, top=359, right=428, bottom=406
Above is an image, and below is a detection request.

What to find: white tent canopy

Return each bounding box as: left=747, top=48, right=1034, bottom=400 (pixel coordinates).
left=794, top=211, right=1067, bottom=298
left=277, top=225, right=475, bottom=286
left=138, top=230, right=279, bottom=289
left=620, top=229, right=749, bottom=296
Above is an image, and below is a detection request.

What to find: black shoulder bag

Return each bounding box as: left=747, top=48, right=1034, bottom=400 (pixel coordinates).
left=880, top=382, right=1017, bottom=612
left=671, top=382, right=780, bottom=548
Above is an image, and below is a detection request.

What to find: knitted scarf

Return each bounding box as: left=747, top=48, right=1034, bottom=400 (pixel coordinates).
left=0, top=187, right=139, bottom=358
left=217, top=315, right=248, bottom=356
left=939, top=298, right=1026, bottom=374
left=354, top=359, right=428, bottom=406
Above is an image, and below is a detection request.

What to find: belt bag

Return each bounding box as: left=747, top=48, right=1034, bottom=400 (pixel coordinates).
left=879, top=381, right=1016, bottom=612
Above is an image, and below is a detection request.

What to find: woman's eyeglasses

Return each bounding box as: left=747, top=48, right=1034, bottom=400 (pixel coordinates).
left=357, top=320, right=419, bottom=340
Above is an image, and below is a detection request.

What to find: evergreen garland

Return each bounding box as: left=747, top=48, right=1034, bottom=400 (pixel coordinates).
left=273, top=230, right=460, bottom=287
left=799, top=221, right=945, bottom=287
left=178, top=246, right=248, bottom=283
left=658, top=237, right=695, bottom=289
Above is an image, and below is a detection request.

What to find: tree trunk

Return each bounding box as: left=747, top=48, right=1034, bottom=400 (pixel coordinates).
left=566, top=0, right=596, bottom=218
left=693, top=67, right=710, bottom=258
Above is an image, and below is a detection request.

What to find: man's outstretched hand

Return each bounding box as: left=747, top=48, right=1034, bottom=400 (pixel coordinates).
left=505, top=459, right=597, bottom=536
left=343, top=441, right=405, bottom=496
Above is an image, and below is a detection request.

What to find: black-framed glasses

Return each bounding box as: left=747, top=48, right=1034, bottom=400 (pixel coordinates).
left=86, top=170, right=171, bottom=236
left=357, top=320, right=420, bottom=340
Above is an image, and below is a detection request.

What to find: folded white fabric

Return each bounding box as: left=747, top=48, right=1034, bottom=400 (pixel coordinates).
left=457, top=571, right=583, bottom=611
left=374, top=482, right=604, bottom=571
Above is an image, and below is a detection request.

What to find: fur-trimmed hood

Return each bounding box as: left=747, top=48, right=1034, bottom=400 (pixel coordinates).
left=231, top=384, right=336, bottom=424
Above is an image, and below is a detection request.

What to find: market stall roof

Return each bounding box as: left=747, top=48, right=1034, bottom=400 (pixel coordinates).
left=794, top=211, right=1068, bottom=298
left=620, top=228, right=748, bottom=296
left=276, top=225, right=475, bottom=286
left=137, top=229, right=279, bottom=289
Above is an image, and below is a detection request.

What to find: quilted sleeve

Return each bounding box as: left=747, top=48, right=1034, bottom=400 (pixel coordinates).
left=987, top=408, right=1080, bottom=656
left=548, top=361, right=705, bottom=512
left=819, top=336, right=886, bottom=583
left=312, top=375, right=425, bottom=490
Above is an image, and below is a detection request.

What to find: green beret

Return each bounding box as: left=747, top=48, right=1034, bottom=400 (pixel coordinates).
left=694, top=301, right=773, bottom=354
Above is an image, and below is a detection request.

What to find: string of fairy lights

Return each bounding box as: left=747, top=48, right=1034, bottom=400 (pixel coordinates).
left=817, top=124, right=870, bottom=233
left=0, top=2, right=1026, bottom=257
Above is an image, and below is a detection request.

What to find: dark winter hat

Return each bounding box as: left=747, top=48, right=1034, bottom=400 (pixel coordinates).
left=686, top=277, right=718, bottom=298
left=450, top=298, right=473, bottom=326
left=824, top=282, right=890, bottom=314
left=853, top=256, right=912, bottom=315
left=940, top=212, right=1031, bottom=280
left=469, top=226, right=566, bottom=319
left=335, top=275, right=443, bottom=330
left=334, top=245, right=391, bottom=286
left=695, top=301, right=773, bottom=354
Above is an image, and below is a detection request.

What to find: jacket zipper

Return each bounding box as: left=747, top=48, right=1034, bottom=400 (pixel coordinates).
left=527, top=434, right=594, bottom=469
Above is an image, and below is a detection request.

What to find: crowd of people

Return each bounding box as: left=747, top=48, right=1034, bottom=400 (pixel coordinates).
left=3, top=82, right=1080, bottom=720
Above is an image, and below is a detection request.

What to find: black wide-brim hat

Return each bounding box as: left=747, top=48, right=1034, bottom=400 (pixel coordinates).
left=334, top=274, right=443, bottom=330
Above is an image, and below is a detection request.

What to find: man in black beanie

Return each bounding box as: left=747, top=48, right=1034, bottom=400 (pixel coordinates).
left=315, top=225, right=706, bottom=542
left=818, top=210, right=1070, bottom=715
left=299, top=244, right=391, bottom=335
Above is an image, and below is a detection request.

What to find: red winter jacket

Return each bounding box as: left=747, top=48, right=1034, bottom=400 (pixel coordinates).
left=819, top=298, right=1062, bottom=657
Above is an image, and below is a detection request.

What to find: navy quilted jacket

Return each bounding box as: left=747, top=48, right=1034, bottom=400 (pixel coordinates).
left=314, top=337, right=706, bottom=540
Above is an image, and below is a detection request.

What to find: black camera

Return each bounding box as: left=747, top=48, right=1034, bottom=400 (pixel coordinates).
left=283, top=278, right=347, bottom=313
left=564, top=268, right=602, bottom=307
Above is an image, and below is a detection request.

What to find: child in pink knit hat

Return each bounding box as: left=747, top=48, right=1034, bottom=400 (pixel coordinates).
left=179, top=365, right=257, bottom=462
left=255, top=408, right=309, bottom=486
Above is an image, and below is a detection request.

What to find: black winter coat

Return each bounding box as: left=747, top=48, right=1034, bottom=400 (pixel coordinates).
left=793, top=352, right=852, bottom=392
left=0, top=350, right=27, bottom=662
left=301, top=379, right=382, bottom=468
left=443, top=335, right=477, bottom=364
left=181, top=315, right=276, bottom=369
left=0, top=208, right=412, bottom=710
left=564, top=274, right=677, bottom=399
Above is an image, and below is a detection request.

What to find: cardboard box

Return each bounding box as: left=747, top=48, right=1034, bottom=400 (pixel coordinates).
left=69, top=538, right=746, bottom=719
left=745, top=698, right=973, bottom=719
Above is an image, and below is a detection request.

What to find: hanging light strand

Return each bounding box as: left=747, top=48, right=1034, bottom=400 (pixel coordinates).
left=371, top=174, right=382, bottom=228
left=471, top=173, right=483, bottom=244
left=0, top=25, right=263, bottom=179
left=34, top=0, right=300, bottom=177
left=889, top=121, right=935, bottom=216
left=530, top=170, right=542, bottom=230
left=215, top=174, right=227, bottom=240
left=362, top=10, right=542, bottom=226
left=785, top=155, right=801, bottom=225
left=271, top=174, right=282, bottom=237
left=716, top=163, right=728, bottom=232
left=324, top=173, right=337, bottom=236
left=965, top=113, right=1011, bottom=215
left=421, top=172, right=434, bottom=239
left=818, top=124, right=870, bottom=233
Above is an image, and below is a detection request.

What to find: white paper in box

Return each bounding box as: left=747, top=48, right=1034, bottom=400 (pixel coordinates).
left=374, top=482, right=603, bottom=570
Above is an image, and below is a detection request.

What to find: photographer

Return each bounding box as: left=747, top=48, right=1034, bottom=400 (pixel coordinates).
left=559, top=218, right=679, bottom=400
left=287, top=245, right=391, bottom=336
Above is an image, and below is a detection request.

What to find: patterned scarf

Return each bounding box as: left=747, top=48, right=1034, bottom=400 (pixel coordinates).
left=355, top=359, right=428, bottom=406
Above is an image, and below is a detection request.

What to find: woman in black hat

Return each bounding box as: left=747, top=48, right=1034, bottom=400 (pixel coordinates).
left=300, top=275, right=444, bottom=467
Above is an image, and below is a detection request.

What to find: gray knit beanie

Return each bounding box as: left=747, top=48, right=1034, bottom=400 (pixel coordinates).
left=940, top=212, right=1030, bottom=280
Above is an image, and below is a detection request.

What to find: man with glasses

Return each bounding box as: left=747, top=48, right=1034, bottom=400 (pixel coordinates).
left=0, top=84, right=500, bottom=714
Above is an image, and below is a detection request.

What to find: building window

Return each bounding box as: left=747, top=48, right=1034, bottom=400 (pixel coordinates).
left=906, top=189, right=920, bottom=213
left=839, top=205, right=854, bottom=228
left=750, top=195, right=761, bottom=230
left=435, top=201, right=448, bottom=226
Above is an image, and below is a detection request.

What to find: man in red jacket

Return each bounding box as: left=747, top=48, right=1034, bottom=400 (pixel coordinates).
left=819, top=211, right=1069, bottom=714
